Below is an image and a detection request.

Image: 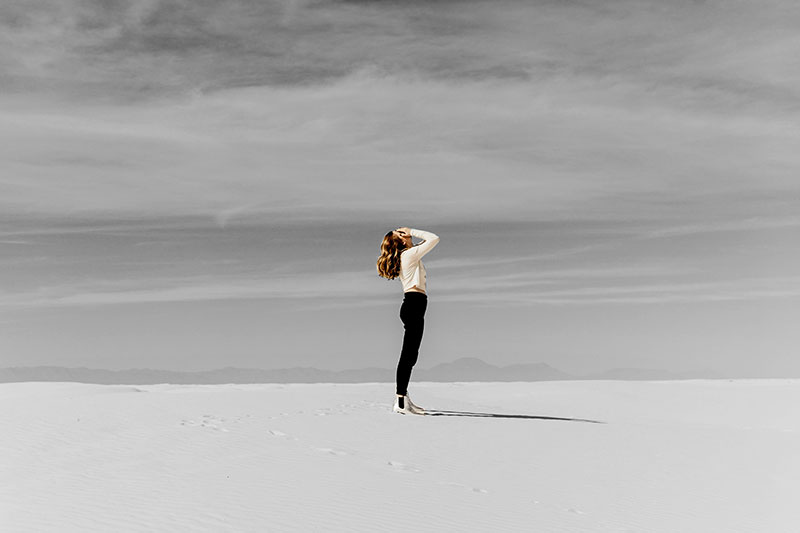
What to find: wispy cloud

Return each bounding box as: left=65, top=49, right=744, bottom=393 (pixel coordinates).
left=0, top=270, right=368, bottom=309
left=641, top=216, right=800, bottom=239
left=5, top=263, right=797, bottom=310
left=434, top=276, right=800, bottom=307
left=3, top=72, right=797, bottom=225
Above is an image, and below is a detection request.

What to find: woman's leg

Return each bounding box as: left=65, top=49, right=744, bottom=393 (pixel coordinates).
left=396, top=295, right=427, bottom=396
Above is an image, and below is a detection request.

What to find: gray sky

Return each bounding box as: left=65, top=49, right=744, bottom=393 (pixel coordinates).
left=1, top=0, right=798, bottom=375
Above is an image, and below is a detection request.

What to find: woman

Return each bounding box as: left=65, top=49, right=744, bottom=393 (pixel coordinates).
left=376, top=226, right=441, bottom=415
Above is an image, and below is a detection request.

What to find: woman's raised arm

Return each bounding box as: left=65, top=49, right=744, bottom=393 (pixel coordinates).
left=402, top=228, right=440, bottom=261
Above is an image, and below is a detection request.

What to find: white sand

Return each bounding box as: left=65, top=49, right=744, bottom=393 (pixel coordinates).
left=2, top=380, right=798, bottom=532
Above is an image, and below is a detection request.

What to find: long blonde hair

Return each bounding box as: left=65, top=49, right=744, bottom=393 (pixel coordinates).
left=376, top=230, right=409, bottom=280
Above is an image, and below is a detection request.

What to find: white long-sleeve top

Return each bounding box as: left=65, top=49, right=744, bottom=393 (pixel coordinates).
left=399, top=228, right=440, bottom=293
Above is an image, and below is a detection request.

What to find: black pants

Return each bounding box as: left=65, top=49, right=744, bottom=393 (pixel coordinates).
left=396, top=291, right=428, bottom=396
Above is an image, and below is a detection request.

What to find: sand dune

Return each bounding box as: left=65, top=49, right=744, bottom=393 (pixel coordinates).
left=2, top=380, right=798, bottom=532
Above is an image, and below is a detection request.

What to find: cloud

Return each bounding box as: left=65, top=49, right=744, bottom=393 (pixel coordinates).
left=2, top=68, right=797, bottom=225
left=1, top=0, right=797, bottom=108
left=0, top=268, right=374, bottom=308
left=432, top=276, right=800, bottom=307
left=2, top=0, right=797, bottom=227
left=641, top=216, right=800, bottom=239
left=3, top=257, right=797, bottom=310
left=1, top=0, right=797, bottom=319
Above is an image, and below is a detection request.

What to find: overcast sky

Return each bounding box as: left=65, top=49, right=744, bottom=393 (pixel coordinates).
left=1, top=0, right=798, bottom=375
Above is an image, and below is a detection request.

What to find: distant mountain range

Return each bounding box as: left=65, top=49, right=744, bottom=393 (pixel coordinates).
left=0, top=357, right=721, bottom=384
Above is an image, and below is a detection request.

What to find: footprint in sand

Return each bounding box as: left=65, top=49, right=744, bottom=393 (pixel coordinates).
left=437, top=481, right=489, bottom=494
left=314, top=447, right=348, bottom=456
left=387, top=460, right=422, bottom=473
left=180, top=420, right=228, bottom=431
left=528, top=499, right=584, bottom=514
left=180, top=415, right=229, bottom=432
left=201, top=415, right=229, bottom=431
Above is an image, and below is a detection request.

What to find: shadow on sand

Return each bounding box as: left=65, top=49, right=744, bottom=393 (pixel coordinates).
left=423, top=409, right=604, bottom=424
